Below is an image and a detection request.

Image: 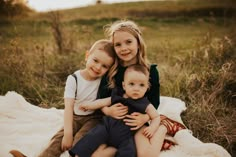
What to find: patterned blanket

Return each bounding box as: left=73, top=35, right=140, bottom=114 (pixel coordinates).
left=0, top=91, right=231, bottom=157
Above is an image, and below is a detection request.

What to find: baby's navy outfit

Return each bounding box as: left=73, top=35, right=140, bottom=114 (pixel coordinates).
left=69, top=87, right=150, bottom=157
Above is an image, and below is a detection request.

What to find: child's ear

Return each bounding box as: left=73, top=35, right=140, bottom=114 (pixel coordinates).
left=147, top=82, right=151, bottom=91
left=122, top=81, right=125, bottom=90
left=85, top=50, right=89, bottom=61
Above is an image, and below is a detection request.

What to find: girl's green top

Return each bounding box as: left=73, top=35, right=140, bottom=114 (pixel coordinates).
left=97, top=64, right=160, bottom=109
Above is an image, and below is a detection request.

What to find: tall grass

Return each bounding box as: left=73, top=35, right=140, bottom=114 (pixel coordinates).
left=159, top=32, right=236, bottom=154
left=183, top=34, right=235, bottom=154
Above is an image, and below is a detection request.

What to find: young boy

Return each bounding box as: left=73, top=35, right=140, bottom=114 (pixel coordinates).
left=37, top=39, right=117, bottom=157
left=69, top=64, right=161, bottom=157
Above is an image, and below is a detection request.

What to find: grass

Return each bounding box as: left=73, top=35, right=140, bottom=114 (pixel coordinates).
left=0, top=0, right=235, bottom=155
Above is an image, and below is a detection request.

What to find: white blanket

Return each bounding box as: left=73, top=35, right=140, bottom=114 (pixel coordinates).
left=0, top=91, right=231, bottom=157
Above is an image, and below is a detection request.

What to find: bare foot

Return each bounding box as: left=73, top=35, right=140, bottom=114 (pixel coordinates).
left=160, top=115, right=186, bottom=136
left=9, top=150, right=26, bottom=157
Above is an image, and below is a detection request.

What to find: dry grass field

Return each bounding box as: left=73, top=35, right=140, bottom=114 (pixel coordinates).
left=0, top=0, right=235, bottom=155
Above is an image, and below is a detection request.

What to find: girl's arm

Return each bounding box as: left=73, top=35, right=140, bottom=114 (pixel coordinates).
left=148, top=64, right=160, bottom=109
left=124, top=112, right=150, bottom=130
left=101, top=103, right=128, bottom=119
left=61, top=98, right=74, bottom=151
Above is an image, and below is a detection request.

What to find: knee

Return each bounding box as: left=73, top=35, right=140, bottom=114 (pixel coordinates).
left=136, top=150, right=145, bottom=157
left=137, top=148, right=150, bottom=157
left=91, top=151, right=101, bottom=157
left=137, top=149, right=158, bottom=157
left=91, top=152, right=98, bottom=157
left=91, top=144, right=106, bottom=157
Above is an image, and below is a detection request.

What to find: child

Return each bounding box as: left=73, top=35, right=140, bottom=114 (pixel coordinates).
left=69, top=64, right=160, bottom=157
left=37, top=39, right=118, bottom=157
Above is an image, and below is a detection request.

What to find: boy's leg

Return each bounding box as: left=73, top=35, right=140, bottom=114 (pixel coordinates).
left=115, top=137, right=136, bottom=157
left=72, top=118, right=100, bottom=145
left=38, top=128, right=64, bottom=157
left=9, top=128, right=66, bottom=157
left=38, top=115, right=83, bottom=157
left=69, top=124, right=109, bottom=157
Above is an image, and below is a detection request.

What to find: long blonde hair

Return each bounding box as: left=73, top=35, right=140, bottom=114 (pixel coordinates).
left=104, top=20, right=149, bottom=88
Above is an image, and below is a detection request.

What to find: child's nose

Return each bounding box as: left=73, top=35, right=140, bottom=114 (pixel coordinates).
left=95, top=64, right=102, bottom=71
left=133, top=85, right=139, bottom=91
left=121, top=45, right=127, bottom=51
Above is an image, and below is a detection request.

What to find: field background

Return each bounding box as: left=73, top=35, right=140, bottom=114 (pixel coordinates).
left=0, top=0, right=235, bottom=155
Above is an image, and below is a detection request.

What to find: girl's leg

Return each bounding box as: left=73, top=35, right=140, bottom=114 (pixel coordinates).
left=135, top=116, right=186, bottom=157
left=135, top=125, right=167, bottom=157
left=91, top=144, right=117, bottom=157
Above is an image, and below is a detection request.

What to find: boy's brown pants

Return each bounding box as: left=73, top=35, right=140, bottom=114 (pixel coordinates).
left=38, top=113, right=101, bottom=157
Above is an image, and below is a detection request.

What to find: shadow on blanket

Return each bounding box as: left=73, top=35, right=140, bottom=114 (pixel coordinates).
left=0, top=91, right=231, bottom=157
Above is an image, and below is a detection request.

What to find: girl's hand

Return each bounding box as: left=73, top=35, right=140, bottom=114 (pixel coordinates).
left=61, top=134, right=73, bottom=151
left=124, top=112, right=150, bottom=130
left=143, top=126, right=155, bottom=138
left=102, top=103, right=128, bottom=119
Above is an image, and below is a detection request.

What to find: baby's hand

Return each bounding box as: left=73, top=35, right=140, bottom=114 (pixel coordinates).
left=143, top=126, right=155, bottom=138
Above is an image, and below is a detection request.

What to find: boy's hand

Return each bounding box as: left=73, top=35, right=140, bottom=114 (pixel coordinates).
left=61, top=134, right=73, bottom=151
left=143, top=126, right=155, bottom=138
left=79, top=103, right=94, bottom=111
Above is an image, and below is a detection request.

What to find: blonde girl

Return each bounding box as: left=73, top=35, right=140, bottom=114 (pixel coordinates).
left=91, top=20, right=185, bottom=157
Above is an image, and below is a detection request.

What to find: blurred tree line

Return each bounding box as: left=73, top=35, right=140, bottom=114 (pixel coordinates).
left=0, top=0, right=34, bottom=17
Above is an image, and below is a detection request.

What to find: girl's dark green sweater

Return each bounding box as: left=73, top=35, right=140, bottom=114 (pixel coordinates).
left=97, top=64, right=160, bottom=109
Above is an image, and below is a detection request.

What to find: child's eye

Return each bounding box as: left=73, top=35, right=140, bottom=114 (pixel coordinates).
left=93, top=59, right=98, bottom=63
left=140, top=84, right=145, bottom=87
left=114, top=43, right=121, bottom=47
left=129, top=82, right=134, bottom=86
left=102, top=65, right=108, bottom=69
left=126, top=40, right=132, bottom=44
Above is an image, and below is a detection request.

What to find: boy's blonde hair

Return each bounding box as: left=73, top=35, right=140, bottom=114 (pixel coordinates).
left=88, top=39, right=118, bottom=81
left=104, top=20, right=149, bottom=88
